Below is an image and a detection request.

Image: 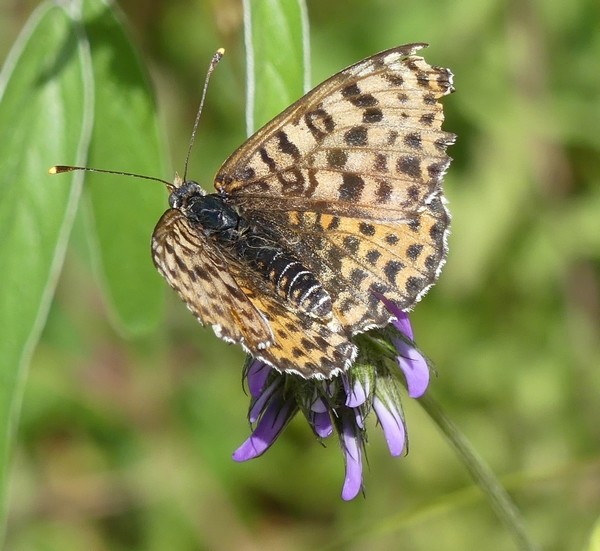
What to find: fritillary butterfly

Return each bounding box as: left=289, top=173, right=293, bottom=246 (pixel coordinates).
left=150, top=43, right=455, bottom=378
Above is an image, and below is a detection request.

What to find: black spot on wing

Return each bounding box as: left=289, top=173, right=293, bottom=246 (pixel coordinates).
left=363, top=108, right=383, bottom=123
left=397, top=156, right=421, bottom=178
left=276, top=130, right=300, bottom=158
left=406, top=244, right=423, bottom=260
left=358, top=222, right=375, bottom=236
left=339, top=174, right=365, bottom=201
left=344, top=126, right=368, bottom=146
left=327, top=148, right=348, bottom=168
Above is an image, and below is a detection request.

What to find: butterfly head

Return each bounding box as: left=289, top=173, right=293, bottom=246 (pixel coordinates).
left=168, top=180, right=205, bottom=209
left=169, top=181, right=240, bottom=237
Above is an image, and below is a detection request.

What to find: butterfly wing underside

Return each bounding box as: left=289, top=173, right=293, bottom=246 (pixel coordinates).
left=152, top=209, right=273, bottom=348
left=214, top=43, right=455, bottom=333
left=152, top=209, right=356, bottom=377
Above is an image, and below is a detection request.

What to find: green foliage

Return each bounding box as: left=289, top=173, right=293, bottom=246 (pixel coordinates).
left=81, top=0, right=166, bottom=336
left=244, top=0, right=309, bottom=131
left=0, top=0, right=165, bottom=539
left=0, top=3, right=91, bottom=534
left=0, top=0, right=599, bottom=549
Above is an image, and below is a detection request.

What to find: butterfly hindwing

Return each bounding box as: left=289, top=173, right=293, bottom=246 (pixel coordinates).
left=235, top=193, right=449, bottom=333
left=239, top=284, right=357, bottom=377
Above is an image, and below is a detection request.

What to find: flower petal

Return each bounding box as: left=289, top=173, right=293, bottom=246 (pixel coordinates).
left=311, top=395, right=328, bottom=413
left=247, top=360, right=271, bottom=397
left=373, top=396, right=406, bottom=456
left=248, top=379, right=281, bottom=423
left=233, top=398, right=296, bottom=461
left=392, top=336, right=430, bottom=398
left=353, top=407, right=365, bottom=429
left=344, top=376, right=369, bottom=408
left=374, top=293, right=414, bottom=340
left=340, top=417, right=363, bottom=500
left=310, top=411, right=333, bottom=438
left=392, top=311, right=414, bottom=341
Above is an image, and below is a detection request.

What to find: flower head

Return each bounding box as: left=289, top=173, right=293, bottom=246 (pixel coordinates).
left=233, top=299, right=430, bottom=500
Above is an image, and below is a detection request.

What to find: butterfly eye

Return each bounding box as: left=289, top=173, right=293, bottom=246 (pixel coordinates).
left=169, top=181, right=203, bottom=209
left=168, top=192, right=180, bottom=209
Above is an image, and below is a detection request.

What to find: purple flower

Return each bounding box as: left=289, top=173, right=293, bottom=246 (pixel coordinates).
left=233, top=297, right=430, bottom=500
left=339, top=412, right=363, bottom=500
left=376, top=294, right=430, bottom=398
left=233, top=393, right=297, bottom=460
left=373, top=395, right=406, bottom=456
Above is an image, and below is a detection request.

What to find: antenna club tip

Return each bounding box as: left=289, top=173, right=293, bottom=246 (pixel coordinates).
left=48, top=165, right=76, bottom=174
left=217, top=47, right=225, bottom=56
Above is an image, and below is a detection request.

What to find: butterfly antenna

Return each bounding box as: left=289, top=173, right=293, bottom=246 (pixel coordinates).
left=48, top=165, right=175, bottom=192
left=182, top=47, right=225, bottom=183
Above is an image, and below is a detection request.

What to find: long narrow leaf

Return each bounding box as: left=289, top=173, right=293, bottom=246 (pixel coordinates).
left=82, top=0, right=166, bottom=336
left=0, top=1, right=93, bottom=535
left=243, top=0, right=310, bottom=134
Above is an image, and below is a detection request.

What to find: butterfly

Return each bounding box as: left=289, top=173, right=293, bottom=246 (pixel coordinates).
left=147, top=43, right=455, bottom=379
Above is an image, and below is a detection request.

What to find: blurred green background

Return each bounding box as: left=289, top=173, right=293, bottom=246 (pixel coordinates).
left=1, top=0, right=600, bottom=550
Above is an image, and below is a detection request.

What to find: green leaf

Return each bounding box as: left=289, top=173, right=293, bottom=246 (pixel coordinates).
left=0, top=1, right=93, bottom=534
left=243, top=0, right=310, bottom=134
left=81, top=0, right=167, bottom=335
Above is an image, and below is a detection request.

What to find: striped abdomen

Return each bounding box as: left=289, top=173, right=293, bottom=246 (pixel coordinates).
left=235, top=232, right=332, bottom=318
left=180, top=190, right=332, bottom=318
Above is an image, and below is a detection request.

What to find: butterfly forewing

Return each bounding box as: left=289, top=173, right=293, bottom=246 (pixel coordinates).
left=215, top=43, right=454, bottom=204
